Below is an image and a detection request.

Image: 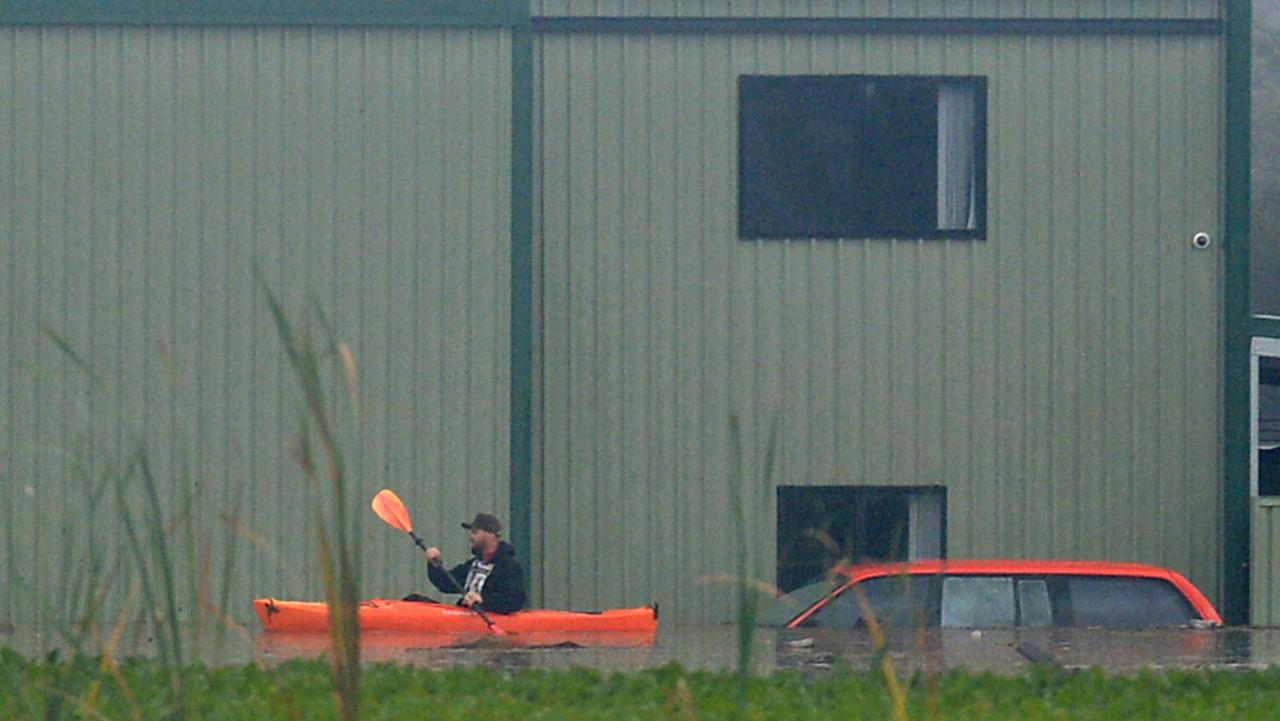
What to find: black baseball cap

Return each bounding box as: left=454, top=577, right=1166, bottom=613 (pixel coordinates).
left=462, top=513, right=502, bottom=535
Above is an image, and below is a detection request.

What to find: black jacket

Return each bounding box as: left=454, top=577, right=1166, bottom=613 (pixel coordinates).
left=427, top=541, right=526, bottom=614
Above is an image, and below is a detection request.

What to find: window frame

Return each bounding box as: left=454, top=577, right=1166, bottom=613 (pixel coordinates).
left=737, top=73, right=989, bottom=241
left=1015, top=578, right=1053, bottom=628
left=940, top=575, right=1018, bottom=628
left=1252, top=337, right=1280, bottom=498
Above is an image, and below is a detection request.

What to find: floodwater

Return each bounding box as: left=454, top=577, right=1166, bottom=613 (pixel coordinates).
left=7, top=622, right=1280, bottom=674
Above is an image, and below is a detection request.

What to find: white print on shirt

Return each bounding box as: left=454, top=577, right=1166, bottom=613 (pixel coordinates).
left=463, top=559, right=494, bottom=596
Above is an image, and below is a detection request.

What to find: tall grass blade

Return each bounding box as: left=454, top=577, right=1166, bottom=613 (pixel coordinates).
left=138, top=450, right=184, bottom=668
left=663, top=677, right=700, bottom=721
left=112, top=449, right=168, bottom=667
left=257, top=267, right=361, bottom=721
left=85, top=579, right=144, bottom=721
left=726, top=413, right=781, bottom=718
left=215, top=487, right=245, bottom=651
left=38, top=319, right=237, bottom=709
left=337, top=342, right=360, bottom=410
left=727, top=416, right=751, bottom=686
left=851, top=585, right=910, bottom=721
left=42, top=325, right=105, bottom=392
left=56, top=533, right=79, bottom=642
left=177, top=465, right=200, bottom=649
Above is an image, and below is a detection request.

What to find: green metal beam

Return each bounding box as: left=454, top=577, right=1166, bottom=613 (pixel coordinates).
left=532, top=16, right=1222, bottom=36
left=0, top=0, right=526, bottom=27
left=509, top=18, right=535, bottom=594
left=1222, top=0, right=1253, bottom=626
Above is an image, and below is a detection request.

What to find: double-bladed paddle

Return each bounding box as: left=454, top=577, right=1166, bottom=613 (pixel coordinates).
left=370, top=488, right=506, bottom=635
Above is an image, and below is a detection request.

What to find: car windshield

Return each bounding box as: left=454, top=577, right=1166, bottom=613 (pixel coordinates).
left=758, top=579, right=840, bottom=626
left=761, top=575, right=935, bottom=629
left=807, top=576, right=934, bottom=629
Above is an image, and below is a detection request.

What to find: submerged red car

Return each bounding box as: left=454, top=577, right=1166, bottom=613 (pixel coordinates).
left=760, top=559, right=1222, bottom=630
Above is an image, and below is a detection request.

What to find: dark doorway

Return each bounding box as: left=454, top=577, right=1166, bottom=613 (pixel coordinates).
left=776, top=486, right=946, bottom=593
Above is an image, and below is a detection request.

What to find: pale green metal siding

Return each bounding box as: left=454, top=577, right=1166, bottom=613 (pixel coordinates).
left=1252, top=503, right=1280, bottom=625
left=530, top=0, right=1219, bottom=20
left=0, top=25, right=512, bottom=624
left=533, top=29, right=1222, bottom=623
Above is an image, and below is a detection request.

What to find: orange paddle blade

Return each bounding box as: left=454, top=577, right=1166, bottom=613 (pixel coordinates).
left=371, top=489, right=414, bottom=534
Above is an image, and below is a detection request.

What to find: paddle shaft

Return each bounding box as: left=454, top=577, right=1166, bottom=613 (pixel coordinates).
left=412, top=534, right=502, bottom=631
left=407, top=530, right=427, bottom=551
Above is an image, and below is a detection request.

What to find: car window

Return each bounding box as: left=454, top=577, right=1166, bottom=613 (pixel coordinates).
left=806, top=576, right=935, bottom=629
left=1057, top=576, right=1198, bottom=628
left=941, top=576, right=1015, bottom=627
left=758, top=579, right=841, bottom=626
left=1017, top=579, right=1052, bottom=627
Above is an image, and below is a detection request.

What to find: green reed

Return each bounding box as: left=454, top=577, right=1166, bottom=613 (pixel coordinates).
left=18, top=326, right=257, bottom=720
left=257, top=269, right=362, bottom=721
left=726, top=413, right=779, bottom=718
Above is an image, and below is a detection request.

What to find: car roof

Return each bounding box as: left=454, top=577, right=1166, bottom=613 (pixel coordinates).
left=835, top=559, right=1185, bottom=582
left=805, top=558, right=1222, bottom=626
left=808, top=558, right=1218, bottom=627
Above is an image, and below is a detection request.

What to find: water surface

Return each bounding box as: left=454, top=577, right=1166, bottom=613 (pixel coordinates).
left=5, top=622, right=1280, bottom=674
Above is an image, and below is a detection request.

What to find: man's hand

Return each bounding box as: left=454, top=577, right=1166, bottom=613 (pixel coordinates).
left=425, top=546, right=442, bottom=566
left=461, top=591, right=483, bottom=608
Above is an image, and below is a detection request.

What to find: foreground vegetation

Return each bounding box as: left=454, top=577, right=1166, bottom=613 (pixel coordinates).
left=5, top=649, right=1280, bottom=721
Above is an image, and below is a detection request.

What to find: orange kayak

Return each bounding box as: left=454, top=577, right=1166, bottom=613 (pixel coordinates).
left=254, top=598, right=659, bottom=636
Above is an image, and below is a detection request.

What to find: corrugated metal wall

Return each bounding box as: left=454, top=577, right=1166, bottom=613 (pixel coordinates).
left=0, top=25, right=513, bottom=625
left=532, top=28, right=1222, bottom=622
left=1253, top=503, right=1280, bottom=625
left=530, top=0, right=1219, bottom=20
left=0, top=4, right=1235, bottom=630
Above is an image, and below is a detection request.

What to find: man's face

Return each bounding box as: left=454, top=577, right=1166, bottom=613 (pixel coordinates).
left=469, top=528, right=494, bottom=554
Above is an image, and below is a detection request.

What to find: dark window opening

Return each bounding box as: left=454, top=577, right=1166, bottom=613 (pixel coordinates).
left=1260, top=355, right=1280, bottom=496
left=775, top=486, right=945, bottom=593
left=1261, top=448, right=1280, bottom=497
left=739, top=74, right=987, bottom=240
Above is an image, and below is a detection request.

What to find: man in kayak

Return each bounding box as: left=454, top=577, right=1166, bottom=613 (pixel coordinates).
left=425, top=512, right=527, bottom=614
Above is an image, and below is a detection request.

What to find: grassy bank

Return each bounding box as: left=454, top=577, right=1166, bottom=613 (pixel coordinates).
left=4, top=649, right=1280, bottom=721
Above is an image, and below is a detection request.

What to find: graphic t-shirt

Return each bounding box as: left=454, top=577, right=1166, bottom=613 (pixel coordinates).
left=463, top=558, right=494, bottom=596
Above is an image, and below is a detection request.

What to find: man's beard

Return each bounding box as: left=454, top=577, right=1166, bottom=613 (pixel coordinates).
left=471, top=540, right=485, bottom=555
